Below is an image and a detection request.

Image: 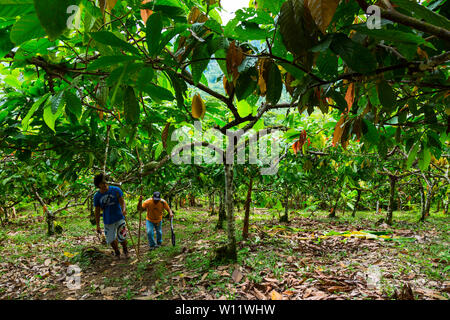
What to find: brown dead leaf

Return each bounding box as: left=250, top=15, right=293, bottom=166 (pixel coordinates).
left=327, top=286, right=352, bottom=293
left=101, top=287, right=119, bottom=295
left=232, top=267, right=243, bottom=283
left=270, top=290, right=283, bottom=300
left=253, top=288, right=266, bottom=300
left=415, top=288, right=447, bottom=300
left=309, top=290, right=329, bottom=300
left=200, top=272, right=208, bottom=282
left=332, top=115, right=345, bottom=147
left=303, top=288, right=313, bottom=299
left=140, top=0, right=153, bottom=24
left=226, top=41, right=244, bottom=83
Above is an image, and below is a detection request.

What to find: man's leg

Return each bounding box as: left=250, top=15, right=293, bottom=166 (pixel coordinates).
left=105, top=223, right=120, bottom=257
left=155, top=220, right=163, bottom=246
left=120, top=240, right=128, bottom=257
left=117, top=220, right=128, bottom=257
left=111, top=239, right=120, bottom=256
left=146, top=220, right=156, bottom=248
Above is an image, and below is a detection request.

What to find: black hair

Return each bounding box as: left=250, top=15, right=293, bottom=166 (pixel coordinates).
left=94, top=173, right=105, bottom=188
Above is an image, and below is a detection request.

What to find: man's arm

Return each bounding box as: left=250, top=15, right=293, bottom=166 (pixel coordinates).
left=95, top=206, right=101, bottom=233
left=119, top=196, right=126, bottom=216
left=164, top=200, right=174, bottom=218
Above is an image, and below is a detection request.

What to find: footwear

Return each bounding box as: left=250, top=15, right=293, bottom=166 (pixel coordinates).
left=149, top=246, right=156, bottom=250
left=123, top=248, right=129, bottom=258
left=114, top=251, right=121, bottom=260
left=156, top=244, right=161, bottom=248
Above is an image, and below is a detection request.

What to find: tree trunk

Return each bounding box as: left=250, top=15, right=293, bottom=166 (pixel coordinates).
left=376, top=200, right=380, bottom=214
left=280, top=189, right=289, bottom=223
left=386, top=176, right=397, bottom=225
left=242, top=178, right=253, bottom=239
left=216, top=189, right=226, bottom=230
left=421, top=183, right=435, bottom=222
left=444, top=196, right=449, bottom=215
left=45, top=208, right=56, bottom=236
left=88, top=196, right=95, bottom=225
left=329, top=184, right=343, bottom=218
left=175, top=196, right=178, bottom=210
left=224, top=163, right=237, bottom=261
left=189, top=193, right=195, bottom=207
left=209, top=192, right=216, bottom=215
left=352, top=189, right=362, bottom=217
left=418, top=180, right=425, bottom=219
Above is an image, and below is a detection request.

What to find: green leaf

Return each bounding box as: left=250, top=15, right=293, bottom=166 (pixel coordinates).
left=142, top=83, right=174, bottom=102
left=43, top=94, right=64, bottom=132
left=353, top=27, right=436, bottom=50
left=235, top=68, right=257, bottom=101
left=191, top=44, right=210, bottom=85
left=136, top=67, right=155, bottom=91
left=362, top=119, right=379, bottom=144
left=329, top=33, right=377, bottom=74
left=316, top=49, right=338, bottom=78
left=391, top=0, right=450, bottom=30
left=167, top=70, right=187, bottom=109
left=123, top=86, right=140, bottom=124
left=33, top=0, right=80, bottom=41
left=87, top=55, right=138, bottom=70
left=154, top=142, right=164, bottom=160
left=279, top=62, right=305, bottom=80
left=418, top=147, right=431, bottom=171
left=0, top=0, right=34, bottom=18
left=377, top=80, right=396, bottom=111
left=256, top=0, right=284, bottom=14
left=22, top=93, right=50, bottom=130
left=50, top=91, right=65, bottom=114
left=0, top=110, right=8, bottom=123
left=0, top=28, right=14, bottom=57
left=407, top=141, right=420, bottom=169
left=237, top=99, right=252, bottom=117
left=146, top=12, right=163, bottom=57
left=158, top=23, right=188, bottom=53
left=266, top=62, right=282, bottom=105
left=90, top=31, right=141, bottom=56
left=64, top=91, right=82, bottom=119
left=10, top=13, right=46, bottom=45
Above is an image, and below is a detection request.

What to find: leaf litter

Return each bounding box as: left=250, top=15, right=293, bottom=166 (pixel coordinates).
left=0, top=208, right=448, bottom=300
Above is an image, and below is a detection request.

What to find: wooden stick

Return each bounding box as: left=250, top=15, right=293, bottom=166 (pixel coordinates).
left=136, top=147, right=144, bottom=259
left=124, top=215, right=139, bottom=260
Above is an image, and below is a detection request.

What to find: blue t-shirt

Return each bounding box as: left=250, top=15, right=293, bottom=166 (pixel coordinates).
left=93, top=186, right=124, bottom=225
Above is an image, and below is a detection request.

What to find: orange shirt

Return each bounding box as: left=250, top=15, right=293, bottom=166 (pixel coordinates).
left=142, top=198, right=170, bottom=223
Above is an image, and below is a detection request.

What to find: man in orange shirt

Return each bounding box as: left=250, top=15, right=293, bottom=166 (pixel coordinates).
left=137, top=191, right=173, bottom=249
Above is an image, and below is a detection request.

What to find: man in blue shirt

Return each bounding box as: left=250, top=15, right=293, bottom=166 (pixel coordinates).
left=94, top=173, right=129, bottom=259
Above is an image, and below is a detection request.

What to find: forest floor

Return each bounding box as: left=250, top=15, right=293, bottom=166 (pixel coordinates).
left=0, top=204, right=448, bottom=300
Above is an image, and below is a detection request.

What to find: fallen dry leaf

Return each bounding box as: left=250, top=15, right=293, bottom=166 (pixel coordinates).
left=232, top=267, right=243, bottom=283
left=270, top=290, right=283, bottom=300
left=253, top=288, right=266, bottom=300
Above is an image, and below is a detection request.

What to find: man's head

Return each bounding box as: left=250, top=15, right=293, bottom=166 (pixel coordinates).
left=153, top=191, right=161, bottom=202
left=94, top=173, right=108, bottom=192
